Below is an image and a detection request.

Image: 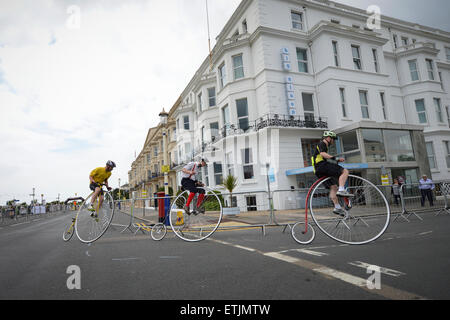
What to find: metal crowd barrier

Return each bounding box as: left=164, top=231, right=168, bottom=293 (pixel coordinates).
left=112, top=194, right=180, bottom=235
left=112, top=190, right=273, bottom=236
left=395, top=181, right=450, bottom=222
left=0, top=204, right=66, bottom=226
left=108, top=181, right=450, bottom=238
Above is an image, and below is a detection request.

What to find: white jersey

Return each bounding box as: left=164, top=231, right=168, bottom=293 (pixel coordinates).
left=181, top=162, right=199, bottom=180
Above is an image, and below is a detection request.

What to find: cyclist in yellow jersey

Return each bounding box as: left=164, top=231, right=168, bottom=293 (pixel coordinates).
left=88, top=160, right=116, bottom=213
left=312, top=131, right=352, bottom=216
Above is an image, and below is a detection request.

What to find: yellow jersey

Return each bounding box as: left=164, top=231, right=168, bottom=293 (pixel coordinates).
left=90, top=167, right=112, bottom=184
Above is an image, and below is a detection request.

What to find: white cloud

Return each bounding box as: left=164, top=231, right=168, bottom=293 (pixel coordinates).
left=0, top=0, right=241, bottom=204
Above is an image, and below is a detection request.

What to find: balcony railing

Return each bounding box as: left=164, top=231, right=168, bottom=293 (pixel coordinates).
left=190, top=113, right=328, bottom=157
left=254, top=113, right=328, bottom=131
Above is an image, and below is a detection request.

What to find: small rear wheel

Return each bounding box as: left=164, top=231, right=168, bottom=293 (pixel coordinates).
left=151, top=223, right=167, bottom=241
left=291, top=222, right=315, bottom=245
left=62, top=220, right=75, bottom=242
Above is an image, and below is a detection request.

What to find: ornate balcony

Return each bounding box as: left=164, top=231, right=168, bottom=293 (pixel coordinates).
left=191, top=113, right=328, bottom=157
left=254, top=113, right=328, bottom=131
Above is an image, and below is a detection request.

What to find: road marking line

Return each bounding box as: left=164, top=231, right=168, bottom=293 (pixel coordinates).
left=205, top=239, right=423, bottom=299
left=349, top=261, right=406, bottom=277
left=208, top=238, right=256, bottom=252
left=313, top=267, right=367, bottom=287
left=264, top=252, right=300, bottom=263
left=233, top=244, right=256, bottom=252
left=10, top=222, right=30, bottom=227
left=112, top=257, right=141, bottom=261
left=260, top=251, right=425, bottom=300
left=297, top=249, right=328, bottom=257
left=418, top=231, right=433, bottom=236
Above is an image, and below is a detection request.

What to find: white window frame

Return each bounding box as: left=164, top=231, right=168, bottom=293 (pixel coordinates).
left=218, top=62, right=226, bottom=88
left=426, top=59, right=435, bottom=80
left=241, top=148, right=254, bottom=180
left=245, top=195, right=258, bottom=211
left=339, top=87, right=347, bottom=118
left=415, top=99, right=428, bottom=124
left=198, top=92, right=203, bottom=111
left=351, top=45, right=362, bottom=70
left=408, top=59, right=420, bottom=81
left=401, top=36, right=409, bottom=46
left=426, top=142, right=437, bottom=170
left=332, top=41, right=340, bottom=67
left=302, top=92, right=315, bottom=121
left=380, top=92, right=387, bottom=120
left=183, top=115, right=190, bottom=130
left=236, top=98, right=249, bottom=131
left=372, top=48, right=379, bottom=73
left=296, top=47, right=309, bottom=73
left=291, top=11, right=303, bottom=30
left=208, top=87, right=216, bottom=107
left=434, top=98, right=443, bottom=123
left=225, top=152, right=234, bottom=176
left=359, top=90, right=370, bottom=119
left=393, top=34, right=398, bottom=49
left=232, top=54, right=244, bottom=80
left=210, top=122, right=219, bottom=141
left=222, top=104, right=230, bottom=127
left=213, top=162, right=223, bottom=185
left=444, top=141, right=450, bottom=168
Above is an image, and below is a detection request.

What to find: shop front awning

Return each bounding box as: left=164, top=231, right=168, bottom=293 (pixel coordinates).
left=286, top=163, right=369, bottom=176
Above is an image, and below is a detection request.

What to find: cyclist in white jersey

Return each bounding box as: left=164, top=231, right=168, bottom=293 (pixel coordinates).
left=181, top=159, right=207, bottom=214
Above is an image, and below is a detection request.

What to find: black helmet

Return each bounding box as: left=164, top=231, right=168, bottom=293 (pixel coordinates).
left=106, top=160, right=116, bottom=168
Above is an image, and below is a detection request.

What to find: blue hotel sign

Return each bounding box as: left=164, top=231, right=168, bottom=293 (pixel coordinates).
left=281, top=47, right=296, bottom=116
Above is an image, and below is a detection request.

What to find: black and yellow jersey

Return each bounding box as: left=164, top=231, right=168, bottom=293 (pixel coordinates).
left=312, top=141, right=329, bottom=168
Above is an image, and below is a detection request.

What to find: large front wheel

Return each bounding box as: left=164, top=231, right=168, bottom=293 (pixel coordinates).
left=309, top=175, right=390, bottom=245
left=169, top=187, right=223, bottom=242
left=75, top=191, right=115, bottom=244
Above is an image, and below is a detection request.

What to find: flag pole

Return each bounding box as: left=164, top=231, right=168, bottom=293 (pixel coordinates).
left=205, top=0, right=212, bottom=71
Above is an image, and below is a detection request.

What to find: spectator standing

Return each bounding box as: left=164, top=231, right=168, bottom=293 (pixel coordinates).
left=419, top=174, right=435, bottom=207
left=392, top=178, right=401, bottom=205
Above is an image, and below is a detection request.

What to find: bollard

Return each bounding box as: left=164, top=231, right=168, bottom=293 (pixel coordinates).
left=164, top=195, right=171, bottom=226
left=157, top=192, right=165, bottom=223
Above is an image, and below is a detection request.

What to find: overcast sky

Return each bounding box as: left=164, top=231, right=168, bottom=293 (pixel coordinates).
left=0, top=0, right=449, bottom=205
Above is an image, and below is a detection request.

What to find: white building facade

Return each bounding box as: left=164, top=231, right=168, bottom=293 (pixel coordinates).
left=171, top=0, right=450, bottom=211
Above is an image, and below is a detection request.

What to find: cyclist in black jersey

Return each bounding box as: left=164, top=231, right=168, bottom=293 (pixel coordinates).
left=312, top=131, right=353, bottom=216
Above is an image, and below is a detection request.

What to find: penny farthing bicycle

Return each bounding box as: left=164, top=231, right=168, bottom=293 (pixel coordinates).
left=75, top=184, right=115, bottom=244
left=169, top=186, right=223, bottom=242
left=291, top=174, right=390, bottom=245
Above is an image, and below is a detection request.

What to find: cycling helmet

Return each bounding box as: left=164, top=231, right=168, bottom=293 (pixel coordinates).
left=323, top=131, right=337, bottom=139
left=106, top=160, right=116, bottom=168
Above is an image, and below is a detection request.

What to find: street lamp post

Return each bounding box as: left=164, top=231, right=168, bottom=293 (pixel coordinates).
left=159, top=109, right=170, bottom=226
left=118, top=178, right=121, bottom=200
left=30, top=188, right=35, bottom=205
left=159, top=109, right=169, bottom=196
